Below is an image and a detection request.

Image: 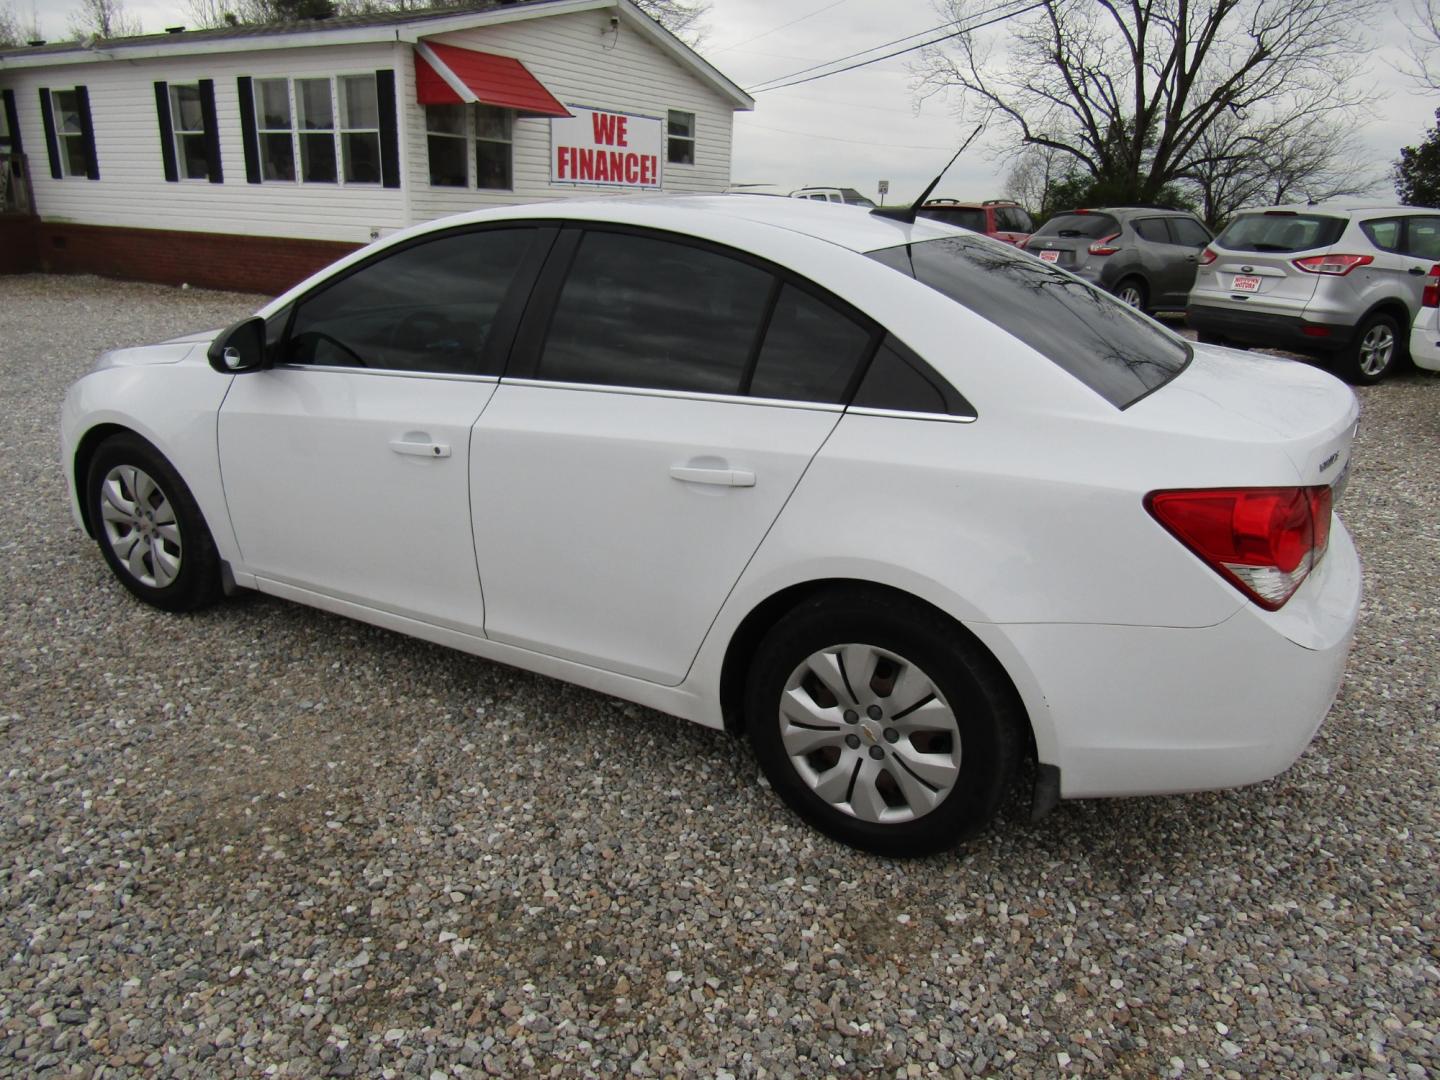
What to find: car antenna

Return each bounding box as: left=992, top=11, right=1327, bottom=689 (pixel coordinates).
left=870, top=124, right=983, bottom=224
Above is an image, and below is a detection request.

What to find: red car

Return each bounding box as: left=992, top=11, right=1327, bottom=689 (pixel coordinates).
left=917, top=199, right=1034, bottom=245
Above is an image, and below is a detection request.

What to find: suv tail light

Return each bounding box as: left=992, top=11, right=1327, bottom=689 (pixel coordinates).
left=1292, top=254, right=1373, bottom=276
left=1145, top=486, right=1334, bottom=611
left=1088, top=233, right=1121, bottom=256
left=1198, top=247, right=1217, bottom=265
left=1423, top=264, right=1440, bottom=308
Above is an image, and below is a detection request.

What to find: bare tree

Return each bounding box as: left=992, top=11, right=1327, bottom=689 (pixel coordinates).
left=1397, top=0, right=1440, bottom=91
left=915, top=0, right=1383, bottom=210
left=66, top=0, right=143, bottom=39
left=1003, top=143, right=1072, bottom=215
left=0, top=2, right=22, bottom=48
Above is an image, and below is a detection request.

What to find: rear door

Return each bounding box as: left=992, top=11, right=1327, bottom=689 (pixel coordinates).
left=470, top=226, right=879, bottom=685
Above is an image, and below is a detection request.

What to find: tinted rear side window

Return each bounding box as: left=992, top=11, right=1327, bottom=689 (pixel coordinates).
left=1134, top=218, right=1171, bottom=243
left=869, top=236, right=1190, bottom=408
left=1215, top=213, right=1346, bottom=253
left=747, top=284, right=872, bottom=404
left=918, top=206, right=986, bottom=232
left=1031, top=212, right=1120, bottom=239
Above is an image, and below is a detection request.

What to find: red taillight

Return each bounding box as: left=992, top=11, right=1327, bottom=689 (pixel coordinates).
left=1292, top=254, right=1373, bottom=276
left=1423, top=264, right=1440, bottom=307
left=1088, top=232, right=1121, bottom=256
left=1198, top=247, right=1217, bottom=265
left=1145, top=486, right=1334, bottom=610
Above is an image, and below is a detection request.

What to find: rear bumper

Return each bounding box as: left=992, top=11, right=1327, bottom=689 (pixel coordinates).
left=986, top=519, right=1361, bottom=800
left=1187, top=303, right=1353, bottom=351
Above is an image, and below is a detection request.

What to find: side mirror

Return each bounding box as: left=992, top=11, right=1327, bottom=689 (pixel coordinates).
left=207, top=316, right=268, bottom=374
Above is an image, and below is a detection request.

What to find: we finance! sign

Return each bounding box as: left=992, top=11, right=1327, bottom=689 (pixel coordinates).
left=551, top=106, right=663, bottom=189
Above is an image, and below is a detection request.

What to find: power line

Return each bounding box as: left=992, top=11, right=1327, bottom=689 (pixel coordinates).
left=746, top=0, right=1046, bottom=95
left=744, top=12, right=978, bottom=90
left=710, top=0, right=856, bottom=55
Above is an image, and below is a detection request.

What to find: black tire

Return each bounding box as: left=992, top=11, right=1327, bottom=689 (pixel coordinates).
left=85, top=433, right=222, bottom=612
left=1339, top=313, right=1402, bottom=385
left=1196, top=331, right=1228, bottom=346
left=1113, top=277, right=1148, bottom=312
left=745, top=589, right=1022, bottom=857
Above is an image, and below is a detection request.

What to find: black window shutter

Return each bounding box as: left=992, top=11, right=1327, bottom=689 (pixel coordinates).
left=199, top=79, right=223, bottom=184
left=75, top=86, right=99, bottom=179
left=1, top=89, right=21, bottom=155
left=376, top=69, right=400, bottom=189
left=38, top=88, right=62, bottom=179
left=154, top=81, right=179, bottom=182
left=236, top=76, right=261, bottom=184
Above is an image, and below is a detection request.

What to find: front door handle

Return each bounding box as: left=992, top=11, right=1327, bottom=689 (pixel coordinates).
left=389, top=436, right=451, bottom=459
left=670, top=464, right=756, bottom=487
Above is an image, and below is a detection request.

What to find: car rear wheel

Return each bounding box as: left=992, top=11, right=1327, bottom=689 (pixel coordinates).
left=86, top=433, right=222, bottom=612
left=745, top=590, right=1021, bottom=856
left=1114, top=278, right=1148, bottom=311
left=1341, top=313, right=1401, bottom=384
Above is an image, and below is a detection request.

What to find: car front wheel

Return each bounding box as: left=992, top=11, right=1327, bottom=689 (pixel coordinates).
left=745, top=590, right=1021, bottom=856
left=85, top=433, right=221, bottom=611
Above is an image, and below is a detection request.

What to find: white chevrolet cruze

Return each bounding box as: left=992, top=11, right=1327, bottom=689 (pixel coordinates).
left=61, top=196, right=1362, bottom=856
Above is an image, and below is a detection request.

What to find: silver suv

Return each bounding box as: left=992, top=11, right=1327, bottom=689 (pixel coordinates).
left=1021, top=207, right=1214, bottom=313
left=1187, top=203, right=1440, bottom=383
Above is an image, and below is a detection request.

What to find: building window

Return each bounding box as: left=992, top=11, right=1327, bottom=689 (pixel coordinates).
left=252, top=74, right=382, bottom=185
left=339, top=75, right=381, bottom=184
left=426, top=105, right=468, bottom=187
left=0, top=101, right=12, bottom=152
left=170, top=84, right=210, bottom=180
left=667, top=110, right=695, bottom=165
left=475, top=105, right=512, bottom=190
left=255, top=77, right=296, bottom=181
left=51, top=89, right=93, bottom=177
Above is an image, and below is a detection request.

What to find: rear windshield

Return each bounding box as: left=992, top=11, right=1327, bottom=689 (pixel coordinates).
left=918, top=206, right=987, bottom=232
left=869, top=236, right=1190, bottom=409
left=1215, top=213, right=1346, bottom=253
left=1031, top=212, right=1120, bottom=240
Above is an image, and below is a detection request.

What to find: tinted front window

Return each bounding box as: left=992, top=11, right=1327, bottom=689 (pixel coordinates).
left=539, top=232, right=772, bottom=394
left=287, top=228, right=534, bottom=373
left=748, top=285, right=872, bottom=403
left=869, top=236, right=1190, bottom=408
left=1031, top=212, right=1120, bottom=240
left=1215, top=213, right=1346, bottom=253
left=918, top=206, right=986, bottom=232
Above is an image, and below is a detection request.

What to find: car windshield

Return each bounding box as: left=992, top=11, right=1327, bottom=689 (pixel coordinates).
left=1031, top=212, right=1120, bottom=240
left=1215, top=213, right=1347, bottom=253
left=918, top=206, right=987, bottom=232
left=869, top=235, right=1190, bottom=409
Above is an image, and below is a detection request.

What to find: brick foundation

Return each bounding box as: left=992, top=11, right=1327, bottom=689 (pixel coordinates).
left=0, top=215, right=39, bottom=275
left=29, top=223, right=363, bottom=295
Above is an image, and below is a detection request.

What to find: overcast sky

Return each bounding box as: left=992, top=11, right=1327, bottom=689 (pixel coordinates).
left=16, top=0, right=1436, bottom=204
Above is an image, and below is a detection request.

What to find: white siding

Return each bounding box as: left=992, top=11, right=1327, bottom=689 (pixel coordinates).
left=0, top=9, right=740, bottom=244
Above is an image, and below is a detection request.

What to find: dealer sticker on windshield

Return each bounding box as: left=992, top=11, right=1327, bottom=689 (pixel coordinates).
left=1038, top=250, right=1060, bottom=263
left=1231, top=274, right=1262, bottom=293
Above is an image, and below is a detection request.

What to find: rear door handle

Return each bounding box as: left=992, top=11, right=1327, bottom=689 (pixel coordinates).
left=670, top=465, right=756, bottom=487
left=1409, top=266, right=1426, bottom=276
left=389, top=436, right=451, bottom=459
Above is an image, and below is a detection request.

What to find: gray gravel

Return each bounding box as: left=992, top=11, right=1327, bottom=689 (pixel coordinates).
left=1, top=272, right=1437, bottom=1079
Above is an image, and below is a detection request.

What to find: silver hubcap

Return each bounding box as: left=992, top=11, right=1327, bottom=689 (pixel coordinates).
left=1358, top=324, right=1394, bottom=377
left=779, top=644, right=962, bottom=824
left=99, top=465, right=181, bottom=588
left=1117, top=285, right=1143, bottom=308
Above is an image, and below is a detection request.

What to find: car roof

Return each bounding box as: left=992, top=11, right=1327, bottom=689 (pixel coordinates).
left=401, top=193, right=958, bottom=254
left=1232, top=202, right=1437, bottom=216
left=921, top=199, right=1018, bottom=209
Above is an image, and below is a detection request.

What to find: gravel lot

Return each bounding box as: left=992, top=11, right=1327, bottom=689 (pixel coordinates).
left=1, top=273, right=1436, bottom=1079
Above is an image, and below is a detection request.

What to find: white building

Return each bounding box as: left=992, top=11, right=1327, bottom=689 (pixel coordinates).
left=0, top=0, right=752, bottom=292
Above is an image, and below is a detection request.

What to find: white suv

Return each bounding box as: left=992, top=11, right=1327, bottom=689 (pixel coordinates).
left=1187, top=204, right=1440, bottom=383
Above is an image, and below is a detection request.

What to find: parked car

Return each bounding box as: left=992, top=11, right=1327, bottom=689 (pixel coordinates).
left=61, top=196, right=1361, bottom=856
left=1188, top=203, right=1440, bottom=384
left=916, top=198, right=1034, bottom=245
left=1022, top=207, right=1214, bottom=313
left=790, top=186, right=876, bottom=207
left=1407, top=264, right=1440, bottom=373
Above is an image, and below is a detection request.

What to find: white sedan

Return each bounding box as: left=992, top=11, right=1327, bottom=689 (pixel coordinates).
left=61, top=196, right=1361, bottom=856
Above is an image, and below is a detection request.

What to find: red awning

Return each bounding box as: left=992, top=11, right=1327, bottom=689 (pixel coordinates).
left=414, top=41, right=571, bottom=117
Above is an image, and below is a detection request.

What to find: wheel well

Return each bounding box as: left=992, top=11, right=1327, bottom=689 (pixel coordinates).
left=72, top=424, right=134, bottom=538
left=718, top=579, right=1035, bottom=756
